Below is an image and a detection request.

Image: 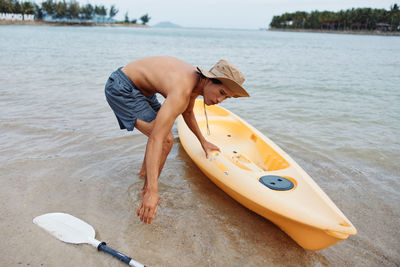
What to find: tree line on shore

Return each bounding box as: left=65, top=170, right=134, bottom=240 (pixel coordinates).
left=270, top=4, right=400, bottom=31
left=0, top=0, right=151, bottom=24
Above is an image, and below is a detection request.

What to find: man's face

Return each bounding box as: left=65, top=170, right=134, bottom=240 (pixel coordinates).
left=204, top=81, right=233, bottom=105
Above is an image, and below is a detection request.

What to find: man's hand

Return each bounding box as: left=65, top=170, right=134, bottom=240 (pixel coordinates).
left=201, top=140, right=221, bottom=159
left=136, top=190, right=159, bottom=224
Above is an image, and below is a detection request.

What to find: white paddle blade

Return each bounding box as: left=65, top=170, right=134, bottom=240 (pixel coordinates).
left=33, top=213, right=96, bottom=245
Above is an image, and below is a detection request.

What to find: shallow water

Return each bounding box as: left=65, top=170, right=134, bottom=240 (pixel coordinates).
left=0, top=25, right=399, bottom=266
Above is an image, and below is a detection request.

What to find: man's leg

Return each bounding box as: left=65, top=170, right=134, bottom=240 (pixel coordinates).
left=137, top=153, right=147, bottom=178
left=135, top=118, right=174, bottom=180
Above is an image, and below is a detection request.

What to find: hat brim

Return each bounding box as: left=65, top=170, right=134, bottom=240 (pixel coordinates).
left=197, top=67, right=250, bottom=98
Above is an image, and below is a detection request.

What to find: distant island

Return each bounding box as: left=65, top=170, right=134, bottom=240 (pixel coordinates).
left=0, top=0, right=151, bottom=26
left=153, top=21, right=181, bottom=28
left=269, top=4, right=400, bottom=36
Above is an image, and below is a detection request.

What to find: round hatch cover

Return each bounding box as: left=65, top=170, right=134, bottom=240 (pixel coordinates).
left=259, top=175, right=294, bottom=191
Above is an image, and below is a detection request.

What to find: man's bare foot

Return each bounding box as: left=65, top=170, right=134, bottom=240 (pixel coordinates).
left=137, top=171, right=146, bottom=179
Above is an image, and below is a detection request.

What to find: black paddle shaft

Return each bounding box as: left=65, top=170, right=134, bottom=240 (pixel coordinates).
left=97, top=242, right=133, bottom=265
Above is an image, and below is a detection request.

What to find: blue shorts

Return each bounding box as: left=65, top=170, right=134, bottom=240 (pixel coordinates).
left=105, top=67, right=161, bottom=131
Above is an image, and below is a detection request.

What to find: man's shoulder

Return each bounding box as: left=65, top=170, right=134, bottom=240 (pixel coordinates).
left=165, top=65, right=197, bottom=94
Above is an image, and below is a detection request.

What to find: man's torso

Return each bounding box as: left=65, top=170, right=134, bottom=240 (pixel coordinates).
left=122, top=56, right=198, bottom=99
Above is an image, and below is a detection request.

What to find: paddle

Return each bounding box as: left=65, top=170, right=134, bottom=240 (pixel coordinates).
left=33, top=213, right=145, bottom=267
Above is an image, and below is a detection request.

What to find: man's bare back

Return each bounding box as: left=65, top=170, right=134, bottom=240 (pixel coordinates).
left=122, top=56, right=198, bottom=98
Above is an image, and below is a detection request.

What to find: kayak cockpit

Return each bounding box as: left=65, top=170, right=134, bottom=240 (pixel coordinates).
left=197, top=118, right=290, bottom=172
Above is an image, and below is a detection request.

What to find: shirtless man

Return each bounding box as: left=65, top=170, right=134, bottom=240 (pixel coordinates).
left=105, top=56, right=249, bottom=224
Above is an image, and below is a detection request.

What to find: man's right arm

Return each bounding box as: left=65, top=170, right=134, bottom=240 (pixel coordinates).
left=137, top=92, right=190, bottom=224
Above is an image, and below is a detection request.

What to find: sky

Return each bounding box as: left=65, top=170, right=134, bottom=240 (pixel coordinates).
left=47, top=0, right=399, bottom=29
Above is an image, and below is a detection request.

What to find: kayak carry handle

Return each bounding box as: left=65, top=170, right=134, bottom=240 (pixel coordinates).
left=210, top=151, right=263, bottom=173
left=232, top=154, right=264, bottom=172
left=324, top=230, right=349, bottom=240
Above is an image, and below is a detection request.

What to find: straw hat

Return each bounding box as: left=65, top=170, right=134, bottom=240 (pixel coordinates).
left=197, top=59, right=250, bottom=98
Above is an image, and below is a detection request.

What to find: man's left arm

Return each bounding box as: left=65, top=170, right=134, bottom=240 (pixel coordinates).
left=182, top=99, right=220, bottom=158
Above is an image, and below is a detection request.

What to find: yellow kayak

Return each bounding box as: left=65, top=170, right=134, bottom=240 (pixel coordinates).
left=177, top=99, right=357, bottom=251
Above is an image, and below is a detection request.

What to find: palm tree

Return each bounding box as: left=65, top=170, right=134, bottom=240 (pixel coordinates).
left=124, top=12, right=129, bottom=23
left=53, top=1, right=67, bottom=19
left=34, top=3, right=43, bottom=19
left=94, top=4, right=106, bottom=22
left=80, top=3, right=94, bottom=20
left=13, top=0, right=22, bottom=13
left=140, top=13, right=150, bottom=25
left=41, top=0, right=54, bottom=17
left=0, top=0, right=11, bottom=13
left=109, top=4, right=118, bottom=20
left=69, top=0, right=80, bottom=19
left=390, top=4, right=399, bottom=31
left=22, top=1, right=35, bottom=15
